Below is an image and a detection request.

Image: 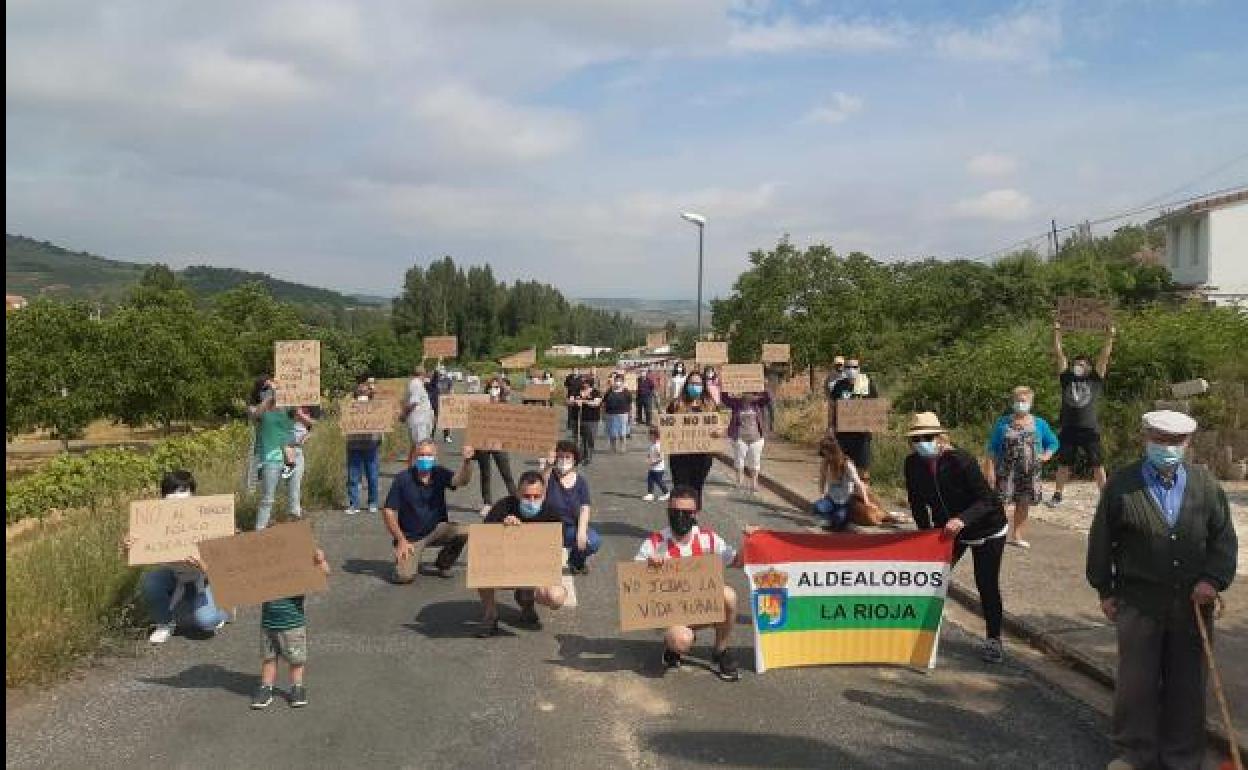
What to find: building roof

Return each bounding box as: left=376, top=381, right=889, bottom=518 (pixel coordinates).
left=1149, top=189, right=1248, bottom=225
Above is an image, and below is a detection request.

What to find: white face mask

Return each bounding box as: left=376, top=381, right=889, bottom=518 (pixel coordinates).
left=556, top=459, right=576, bottom=474
left=1072, top=364, right=1088, bottom=378
left=165, top=490, right=192, bottom=499
left=845, top=367, right=859, bottom=380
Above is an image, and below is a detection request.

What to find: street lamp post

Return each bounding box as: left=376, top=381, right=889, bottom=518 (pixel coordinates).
left=680, top=211, right=706, bottom=340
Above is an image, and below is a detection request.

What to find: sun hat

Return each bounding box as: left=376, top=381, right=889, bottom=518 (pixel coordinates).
left=905, top=412, right=946, bottom=438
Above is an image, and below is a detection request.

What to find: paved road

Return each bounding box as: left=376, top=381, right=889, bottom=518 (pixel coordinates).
left=6, top=437, right=1115, bottom=769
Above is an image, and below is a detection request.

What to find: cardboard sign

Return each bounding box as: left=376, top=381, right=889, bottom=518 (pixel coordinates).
left=776, top=376, right=811, bottom=400
left=440, top=394, right=490, bottom=430
left=422, top=336, right=458, bottom=359
left=720, top=364, right=766, bottom=394
left=500, top=349, right=538, bottom=369
left=465, top=402, right=560, bottom=456
left=658, top=412, right=722, bottom=455
left=1056, top=297, right=1113, bottom=333
left=1170, top=379, right=1209, bottom=398
left=466, top=522, right=563, bottom=589
left=522, top=384, right=553, bottom=402
left=197, top=520, right=328, bottom=608
left=274, top=340, right=321, bottom=407
left=646, top=331, right=668, bottom=349
left=618, top=554, right=726, bottom=632
left=127, top=494, right=236, bottom=566
left=695, top=341, right=728, bottom=365
left=339, top=397, right=398, bottom=434
left=835, top=398, right=890, bottom=433
left=761, top=344, right=791, bottom=363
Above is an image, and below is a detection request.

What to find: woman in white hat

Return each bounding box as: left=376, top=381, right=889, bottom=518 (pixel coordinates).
left=903, top=412, right=1010, bottom=663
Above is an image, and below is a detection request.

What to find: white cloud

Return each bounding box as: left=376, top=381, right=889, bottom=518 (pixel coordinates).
left=411, top=84, right=582, bottom=165
left=952, top=188, right=1034, bottom=222
left=728, top=16, right=908, bottom=54
left=176, top=48, right=320, bottom=111
left=804, top=92, right=864, bottom=125
left=967, top=152, right=1019, bottom=177
left=935, top=9, right=1062, bottom=69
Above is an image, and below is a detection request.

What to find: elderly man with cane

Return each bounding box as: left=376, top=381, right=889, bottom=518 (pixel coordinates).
left=1087, top=410, right=1238, bottom=770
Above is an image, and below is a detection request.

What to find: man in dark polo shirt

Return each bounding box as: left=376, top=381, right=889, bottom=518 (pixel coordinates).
left=382, top=439, right=475, bottom=583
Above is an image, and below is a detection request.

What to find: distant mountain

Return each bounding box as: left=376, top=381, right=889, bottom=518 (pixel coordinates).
left=4, top=234, right=388, bottom=309
left=574, top=297, right=706, bottom=328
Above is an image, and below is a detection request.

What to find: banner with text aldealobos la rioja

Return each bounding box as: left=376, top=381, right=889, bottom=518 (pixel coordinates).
left=744, top=529, right=953, bottom=672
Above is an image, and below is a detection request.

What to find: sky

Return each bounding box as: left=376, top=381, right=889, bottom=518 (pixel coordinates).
left=6, top=0, right=1248, bottom=300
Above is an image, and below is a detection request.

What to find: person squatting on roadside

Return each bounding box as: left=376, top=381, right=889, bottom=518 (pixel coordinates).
left=382, top=439, right=475, bottom=583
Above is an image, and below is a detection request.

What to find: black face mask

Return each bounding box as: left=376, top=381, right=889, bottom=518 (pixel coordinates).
left=668, top=509, right=697, bottom=537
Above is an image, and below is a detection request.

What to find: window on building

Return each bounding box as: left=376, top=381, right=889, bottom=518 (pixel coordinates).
left=1191, top=217, right=1201, bottom=265
left=1170, top=224, right=1181, bottom=268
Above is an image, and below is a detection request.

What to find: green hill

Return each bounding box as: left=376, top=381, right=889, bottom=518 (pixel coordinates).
left=5, top=234, right=386, bottom=309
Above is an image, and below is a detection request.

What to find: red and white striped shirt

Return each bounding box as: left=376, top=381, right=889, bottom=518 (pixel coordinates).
left=635, top=525, right=736, bottom=565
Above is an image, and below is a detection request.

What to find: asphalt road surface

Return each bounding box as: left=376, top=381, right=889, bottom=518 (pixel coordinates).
left=6, top=436, right=1115, bottom=769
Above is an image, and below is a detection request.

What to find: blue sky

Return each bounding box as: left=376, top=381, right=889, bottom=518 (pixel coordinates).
left=6, top=0, right=1248, bottom=299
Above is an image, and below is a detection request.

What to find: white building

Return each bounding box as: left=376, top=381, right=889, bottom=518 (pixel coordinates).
left=1150, top=190, right=1248, bottom=307
left=546, top=344, right=612, bottom=358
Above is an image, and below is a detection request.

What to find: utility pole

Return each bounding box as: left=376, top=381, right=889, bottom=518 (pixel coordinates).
left=1051, top=219, right=1060, bottom=260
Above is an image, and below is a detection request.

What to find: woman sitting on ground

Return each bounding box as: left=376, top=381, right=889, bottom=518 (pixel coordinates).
left=814, top=435, right=905, bottom=530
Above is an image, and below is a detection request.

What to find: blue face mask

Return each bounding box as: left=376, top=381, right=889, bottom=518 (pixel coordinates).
left=414, top=456, right=436, bottom=473
left=1146, top=442, right=1185, bottom=469
left=686, top=385, right=704, bottom=398
left=1013, top=401, right=1031, bottom=414
left=914, top=440, right=940, bottom=458
left=518, top=499, right=543, bottom=519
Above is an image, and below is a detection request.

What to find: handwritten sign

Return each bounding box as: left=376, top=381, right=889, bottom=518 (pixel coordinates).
left=197, top=520, right=328, bottom=608
left=339, top=397, right=398, bottom=434
left=465, top=402, right=560, bottom=456
left=658, top=412, right=722, bottom=455
left=466, top=523, right=563, bottom=589
left=646, top=331, right=668, bottom=349
left=1056, top=297, right=1113, bottom=333
left=422, top=336, right=458, bottom=359
left=127, top=494, right=236, bottom=566
left=618, top=554, right=726, bottom=632
left=695, top=341, right=728, bottom=365
left=1170, top=379, right=1209, bottom=399
left=500, top=349, right=538, bottom=369
left=761, top=344, right=791, bottom=363
left=720, top=364, right=765, bottom=394
left=522, top=384, right=553, bottom=402
left=274, top=340, right=321, bottom=407
left=835, top=398, right=891, bottom=433
left=440, top=394, right=490, bottom=430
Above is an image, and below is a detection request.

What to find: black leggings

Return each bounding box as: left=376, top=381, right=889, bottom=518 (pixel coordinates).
left=669, top=453, right=714, bottom=508
left=578, top=421, right=598, bottom=462
left=953, top=536, right=1005, bottom=639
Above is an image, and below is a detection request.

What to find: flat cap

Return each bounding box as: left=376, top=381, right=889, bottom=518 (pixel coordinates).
left=1142, top=410, right=1198, bottom=436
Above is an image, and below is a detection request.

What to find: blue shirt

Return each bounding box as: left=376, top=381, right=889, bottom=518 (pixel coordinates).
left=545, top=472, right=592, bottom=527
left=384, top=466, right=456, bottom=540
left=1142, top=461, right=1187, bottom=530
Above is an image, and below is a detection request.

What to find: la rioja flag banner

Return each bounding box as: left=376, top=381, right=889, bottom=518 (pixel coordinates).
left=745, top=529, right=954, bottom=672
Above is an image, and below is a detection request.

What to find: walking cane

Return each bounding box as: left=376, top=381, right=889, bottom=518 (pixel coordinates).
left=1193, top=595, right=1243, bottom=770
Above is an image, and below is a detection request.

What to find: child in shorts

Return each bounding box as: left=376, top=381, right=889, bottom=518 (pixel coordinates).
left=251, top=548, right=329, bottom=709
left=642, top=427, right=669, bottom=502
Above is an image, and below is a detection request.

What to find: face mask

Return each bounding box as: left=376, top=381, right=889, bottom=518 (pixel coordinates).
left=1146, top=442, right=1185, bottom=469
left=165, top=490, right=192, bottom=499
left=556, top=459, right=576, bottom=475
left=668, top=509, right=697, bottom=537
left=356, top=394, right=369, bottom=401
left=614, top=383, right=624, bottom=391
left=1072, top=364, right=1088, bottom=378
left=414, top=456, right=436, bottom=473
left=1013, top=401, right=1031, bottom=414
left=686, top=384, right=704, bottom=398
left=518, top=499, right=543, bottom=519
left=915, top=440, right=940, bottom=458
left=489, top=387, right=501, bottom=397
left=845, top=367, right=859, bottom=380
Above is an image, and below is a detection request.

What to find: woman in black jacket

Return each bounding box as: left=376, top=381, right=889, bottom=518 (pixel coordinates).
left=903, top=412, right=1009, bottom=664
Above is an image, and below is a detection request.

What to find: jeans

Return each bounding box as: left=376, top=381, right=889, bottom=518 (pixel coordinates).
left=953, top=536, right=1006, bottom=639
left=563, top=522, right=601, bottom=570
left=347, top=446, right=381, bottom=509
left=255, top=451, right=304, bottom=530
left=476, top=451, right=516, bottom=505
left=647, top=470, right=669, bottom=496
left=140, top=568, right=229, bottom=631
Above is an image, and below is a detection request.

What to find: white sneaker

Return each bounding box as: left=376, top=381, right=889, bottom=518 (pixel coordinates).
left=345, top=507, right=359, bottom=516
left=659, top=492, right=671, bottom=501
left=444, top=435, right=453, bottom=443
left=642, top=493, right=656, bottom=502
left=211, top=618, right=227, bottom=633
left=1007, top=539, right=1031, bottom=549
left=368, top=505, right=378, bottom=514
left=148, top=624, right=175, bottom=644
left=480, top=504, right=492, bottom=518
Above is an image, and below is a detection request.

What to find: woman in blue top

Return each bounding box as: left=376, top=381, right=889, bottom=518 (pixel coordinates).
left=544, top=439, right=601, bottom=574
left=986, top=385, right=1059, bottom=550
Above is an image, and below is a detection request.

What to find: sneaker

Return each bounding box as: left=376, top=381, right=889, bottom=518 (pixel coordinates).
left=659, top=492, right=670, bottom=501
left=1106, top=759, right=1136, bottom=770
left=148, top=623, right=175, bottom=644
left=568, top=564, right=590, bottom=576
left=250, top=684, right=275, bottom=709
left=211, top=618, right=227, bottom=633
left=288, top=684, right=308, bottom=708
left=662, top=648, right=683, bottom=670
left=281, top=465, right=295, bottom=480
left=518, top=603, right=541, bottom=628
left=1046, top=492, right=1063, bottom=508
left=479, top=504, right=492, bottom=518
left=345, top=507, right=359, bottom=516
left=368, top=505, right=378, bottom=514
left=642, top=493, right=656, bottom=502
left=712, top=648, right=740, bottom=682
left=444, top=434, right=453, bottom=443
left=981, top=638, right=1005, bottom=664
left=1007, top=539, right=1031, bottom=549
